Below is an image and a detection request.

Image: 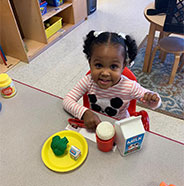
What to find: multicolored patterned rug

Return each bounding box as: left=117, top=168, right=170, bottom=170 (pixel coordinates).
left=130, top=36, right=184, bottom=120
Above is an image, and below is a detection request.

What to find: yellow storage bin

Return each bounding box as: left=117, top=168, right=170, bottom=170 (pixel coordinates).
left=45, top=16, right=62, bottom=39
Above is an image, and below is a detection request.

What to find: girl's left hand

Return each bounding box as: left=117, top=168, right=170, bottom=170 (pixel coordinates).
left=140, top=92, right=160, bottom=108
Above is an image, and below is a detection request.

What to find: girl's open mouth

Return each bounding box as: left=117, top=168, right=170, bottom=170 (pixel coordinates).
left=99, top=79, right=111, bottom=85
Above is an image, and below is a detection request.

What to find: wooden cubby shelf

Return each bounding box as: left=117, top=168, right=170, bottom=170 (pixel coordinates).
left=42, top=2, right=73, bottom=22
left=0, top=0, right=87, bottom=73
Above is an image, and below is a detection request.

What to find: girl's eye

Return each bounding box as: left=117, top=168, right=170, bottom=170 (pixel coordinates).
left=110, top=64, right=119, bottom=70
left=95, top=63, right=103, bottom=68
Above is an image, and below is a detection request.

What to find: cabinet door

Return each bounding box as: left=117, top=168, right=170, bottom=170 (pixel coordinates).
left=72, top=0, right=87, bottom=24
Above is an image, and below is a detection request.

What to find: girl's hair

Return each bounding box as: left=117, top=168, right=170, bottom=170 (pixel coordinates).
left=83, top=30, right=137, bottom=66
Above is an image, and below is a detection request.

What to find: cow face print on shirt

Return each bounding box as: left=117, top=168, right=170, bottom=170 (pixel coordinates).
left=88, top=94, right=123, bottom=117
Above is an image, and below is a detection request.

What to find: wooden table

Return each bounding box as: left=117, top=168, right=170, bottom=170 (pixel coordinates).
left=0, top=80, right=184, bottom=186
left=142, top=2, right=166, bottom=72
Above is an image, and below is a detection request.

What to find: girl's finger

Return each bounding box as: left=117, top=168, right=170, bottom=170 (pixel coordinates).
left=144, top=92, right=152, bottom=101
left=143, top=92, right=149, bottom=101
left=151, top=94, right=160, bottom=103
left=150, top=94, right=157, bottom=101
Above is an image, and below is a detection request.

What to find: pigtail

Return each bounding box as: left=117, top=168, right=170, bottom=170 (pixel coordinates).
left=124, top=35, right=137, bottom=65
left=83, top=30, right=96, bottom=60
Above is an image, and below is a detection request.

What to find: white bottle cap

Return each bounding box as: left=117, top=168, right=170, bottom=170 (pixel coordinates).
left=96, top=121, right=115, bottom=140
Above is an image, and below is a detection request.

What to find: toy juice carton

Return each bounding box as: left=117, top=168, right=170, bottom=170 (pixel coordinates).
left=70, top=145, right=81, bottom=160
left=114, top=116, right=145, bottom=156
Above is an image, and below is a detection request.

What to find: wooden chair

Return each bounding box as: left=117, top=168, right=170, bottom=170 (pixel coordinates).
left=83, top=67, right=150, bottom=131
left=148, top=36, right=184, bottom=84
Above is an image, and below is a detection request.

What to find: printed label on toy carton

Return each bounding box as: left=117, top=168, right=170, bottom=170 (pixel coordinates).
left=124, top=133, right=144, bottom=155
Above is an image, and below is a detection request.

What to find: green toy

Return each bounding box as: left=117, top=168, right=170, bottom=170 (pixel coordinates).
left=51, top=135, right=69, bottom=156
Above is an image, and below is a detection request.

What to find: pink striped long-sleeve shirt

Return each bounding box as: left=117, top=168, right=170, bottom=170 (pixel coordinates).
left=63, top=74, right=161, bottom=120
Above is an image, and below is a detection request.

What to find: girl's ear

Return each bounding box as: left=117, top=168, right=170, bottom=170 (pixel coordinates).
left=88, top=59, right=91, bottom=65
left=88, top=59, right=92, bottom=68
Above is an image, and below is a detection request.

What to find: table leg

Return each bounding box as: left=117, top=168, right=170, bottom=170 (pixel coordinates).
left=142, top=23, right=156, bottom=72
left=158, top=31, right=164, bottom=41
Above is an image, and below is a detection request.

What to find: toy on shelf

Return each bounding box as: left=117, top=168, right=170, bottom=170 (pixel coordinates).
left=69, top=145, right=81, bottom=160
left=160, top=182, right=176, bottom=186
left=39, top=1, right=47, bottom=16
left=51, top=135, right=69, bottom=156
left=46, top=0, right=63, bottom=7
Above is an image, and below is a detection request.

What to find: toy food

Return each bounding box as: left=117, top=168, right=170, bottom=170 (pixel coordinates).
left=69, top=146, right=81, bottom=160
left=96, top=121, right=115, bottom=140
left=0, top=73, right=16, bottom=98
left=51, top=135, right=69, bottom=156
left=96, top=121, right=115, bottom=152
left=160, top=182, right=176, bottom=186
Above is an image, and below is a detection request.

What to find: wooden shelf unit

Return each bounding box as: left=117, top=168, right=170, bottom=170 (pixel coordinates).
left=42, top=2, right=73, bottom=22
left=0, top=0, right=87, bottom=73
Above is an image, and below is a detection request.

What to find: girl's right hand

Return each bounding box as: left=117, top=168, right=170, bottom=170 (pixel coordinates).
left=82, top=110, right=101, bottom=130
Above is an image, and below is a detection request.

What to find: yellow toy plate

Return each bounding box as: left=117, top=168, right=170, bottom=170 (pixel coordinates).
left=41, top=130, right=88, bottom=172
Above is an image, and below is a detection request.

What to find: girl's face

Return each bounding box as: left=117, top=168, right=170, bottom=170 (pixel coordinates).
left=89, top=44, right=125, bottom=89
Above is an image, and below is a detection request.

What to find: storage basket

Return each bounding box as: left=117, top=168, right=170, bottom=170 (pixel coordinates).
left=45, top=16, right=62, bottom=38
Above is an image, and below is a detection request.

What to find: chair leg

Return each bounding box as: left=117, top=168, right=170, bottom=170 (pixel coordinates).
left=148, top=46, right=159, bottom=73
left=169, top=55, right=180, bottom=84
left=158, top=32, right=170, bottom=59
left=160, top=52, right=167, bottom=62
left=178, top=53, right=184, bottom=72
left=159, top=50, right=163, bottom=59
left=158, top=31, right=170, bottom=42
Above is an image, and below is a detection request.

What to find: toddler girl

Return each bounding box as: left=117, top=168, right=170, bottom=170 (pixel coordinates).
left=63, top=30, right=161, bottom=130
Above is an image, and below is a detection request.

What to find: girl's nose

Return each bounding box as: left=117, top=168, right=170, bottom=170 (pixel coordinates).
left=101, top=69, right=110, bottom=76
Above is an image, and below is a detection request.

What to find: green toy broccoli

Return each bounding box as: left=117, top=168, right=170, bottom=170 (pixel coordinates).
left=51, top=135, right=69, bottom=156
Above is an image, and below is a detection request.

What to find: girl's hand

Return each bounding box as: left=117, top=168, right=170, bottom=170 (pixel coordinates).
left=82, top=110, right=101, bottom=131
left=140, top=92, right=160, bottom=108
